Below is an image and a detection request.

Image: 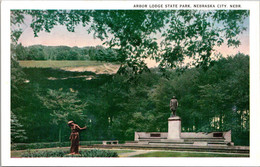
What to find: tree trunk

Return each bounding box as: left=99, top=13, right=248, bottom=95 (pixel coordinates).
left=219, top=115, right=223, bottom=131
left=59, top=127, right=62, bottom=143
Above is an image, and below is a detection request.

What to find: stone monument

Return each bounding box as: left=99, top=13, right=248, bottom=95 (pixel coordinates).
left=132, top=97, right=236, bottom=148
left=168, top=96, right=184, bottom=142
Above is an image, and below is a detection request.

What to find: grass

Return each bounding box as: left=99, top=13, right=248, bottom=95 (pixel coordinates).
left=11, top=151, right=24, bottom=157
left=131, top=151, right=249, bottom=157
left=12, top=147, right=248, bottom=158
left=18, top=60, right=107, bottom=68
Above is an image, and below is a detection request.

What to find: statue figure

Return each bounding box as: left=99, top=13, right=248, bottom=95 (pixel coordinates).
left=170, top=96, right=178, bottom=117
left=68, top=120, right=87, bottom=154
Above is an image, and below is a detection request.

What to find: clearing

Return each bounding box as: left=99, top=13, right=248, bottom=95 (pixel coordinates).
left=18, top=60, right=120, bottom=74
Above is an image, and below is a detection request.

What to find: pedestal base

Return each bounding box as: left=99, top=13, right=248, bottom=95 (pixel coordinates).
left=161, top=139, right=184, bottom=143
left=168, top=116, right=182, bottom=140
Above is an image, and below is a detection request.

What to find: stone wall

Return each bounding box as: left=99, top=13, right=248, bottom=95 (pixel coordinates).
left=134, top=132, right=168, bottom=141
left=135, top=130, right=231, bottom=142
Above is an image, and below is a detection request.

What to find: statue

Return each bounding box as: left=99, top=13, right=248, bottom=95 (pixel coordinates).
left=170, top=96, right=178, bottom=117
left=67, top=120, right=87, bottom=154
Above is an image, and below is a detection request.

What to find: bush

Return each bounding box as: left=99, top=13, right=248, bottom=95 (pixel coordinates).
left=232, top=131, right=249, bottom=146
left=80, top=149, right=118, bottom=157
left=11, top=141, right=102, bottom=150
left=22, top=150, right=69, bottom=157
left=21, top=149, right=118, bottom=157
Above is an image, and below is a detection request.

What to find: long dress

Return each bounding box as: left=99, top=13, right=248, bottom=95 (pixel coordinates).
left=69, top=124, right=81, bottom=154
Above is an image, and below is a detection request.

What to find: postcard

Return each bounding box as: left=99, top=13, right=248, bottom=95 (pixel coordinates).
left=1, top=0, right=260, bottom=166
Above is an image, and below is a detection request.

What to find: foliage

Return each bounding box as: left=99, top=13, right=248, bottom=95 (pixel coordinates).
left=11, top=53, right=249, bottom=145
left=11, top=10, right=249, bottom=73
left=21, top=149, right=118, bottom=157
left=159, top=10, right=248, bottom=70
left=10, top=10, right=25, bottom=44
left=9, top=8, right=250, bottom=147
left=22, top=149, right=67, bottom=157
left=11, top=111, right=28, bottom=143
left=38, top=89, right=86, bottom=124
left=38, top=89, right=87, bottom=142
left=64, top=149, right=118, bottom=157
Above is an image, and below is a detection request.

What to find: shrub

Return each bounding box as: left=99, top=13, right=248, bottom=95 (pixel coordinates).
left=79, top=149, right=118, bottom=157
left=11, top=141, right=102, bottom=150
left=22, top=150, right=69, bottom=157
left=21, top=149, right=118, bottom=157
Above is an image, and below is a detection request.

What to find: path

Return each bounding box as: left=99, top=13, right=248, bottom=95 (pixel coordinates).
left=119, top=150, right=156, bottom=157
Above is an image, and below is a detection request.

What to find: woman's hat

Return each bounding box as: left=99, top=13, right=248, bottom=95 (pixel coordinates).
left=68, top=121, right=74, bottom=125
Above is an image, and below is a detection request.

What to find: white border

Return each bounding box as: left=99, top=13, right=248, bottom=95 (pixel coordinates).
left=1, top=1, right=260, bottom=166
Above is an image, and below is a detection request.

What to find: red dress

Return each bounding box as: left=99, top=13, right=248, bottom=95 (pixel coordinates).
left=69, top=124, right=81, bottom=154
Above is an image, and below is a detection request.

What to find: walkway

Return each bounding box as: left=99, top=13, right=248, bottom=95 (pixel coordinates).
left=119, top=150, right=156, bottom=157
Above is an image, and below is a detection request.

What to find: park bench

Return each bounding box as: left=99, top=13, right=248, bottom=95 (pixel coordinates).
left=102, top=140, right=119, bottom=145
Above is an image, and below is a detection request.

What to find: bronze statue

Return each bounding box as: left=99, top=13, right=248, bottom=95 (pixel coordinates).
left=68, top=121, right=87, bottom=154
left=170, top=96, right=178, bottom=117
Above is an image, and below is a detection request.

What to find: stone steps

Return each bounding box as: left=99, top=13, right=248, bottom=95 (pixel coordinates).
left=183, top=138, right=225, bottom=141
left=135, top=137, right=228, bottom=146
left=149, top=141, right=229, bottom=146
left=91, top=144, right=249, bottom=154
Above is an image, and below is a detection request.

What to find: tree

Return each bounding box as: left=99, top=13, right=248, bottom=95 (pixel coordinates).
left=11, top=10, right=249, bottom=73
left=38, top=89, right=87, bottom=142
left=11, top=10, right=25, bottom=44
left=11, top=111, right=27, bottom=143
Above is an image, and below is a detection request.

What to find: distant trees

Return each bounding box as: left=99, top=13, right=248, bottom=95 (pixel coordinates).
left=13, top=44, right=121, bottom=62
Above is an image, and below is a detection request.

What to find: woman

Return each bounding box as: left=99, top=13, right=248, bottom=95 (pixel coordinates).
left=68, top=120, right=87, bottom=154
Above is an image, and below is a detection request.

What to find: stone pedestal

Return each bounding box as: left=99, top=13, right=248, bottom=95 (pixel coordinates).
left=167, top=116, right=183, bottom=141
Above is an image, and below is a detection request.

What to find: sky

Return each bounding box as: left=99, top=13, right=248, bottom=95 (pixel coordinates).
left=17, top=13, right=249, bottom=67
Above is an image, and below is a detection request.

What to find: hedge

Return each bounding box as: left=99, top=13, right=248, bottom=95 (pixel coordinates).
left=21, top=149, right=118, bottom=157
left=11, top=141, right=102, bottom=150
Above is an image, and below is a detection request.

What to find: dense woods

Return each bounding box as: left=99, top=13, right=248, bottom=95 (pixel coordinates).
left=11, top=53, right=249, bottom=145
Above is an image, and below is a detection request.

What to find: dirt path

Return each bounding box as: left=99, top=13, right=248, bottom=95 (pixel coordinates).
left=61, top=64, right=120, bottom=74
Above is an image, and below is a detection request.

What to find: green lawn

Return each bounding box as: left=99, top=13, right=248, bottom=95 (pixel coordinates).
left=112, top=149, right=134, bottom=154
left=18, top=60, right=107, bottom=68
left=12, top=147, right=248, bottom=158
left=132, top=151, right=249, bottom=157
